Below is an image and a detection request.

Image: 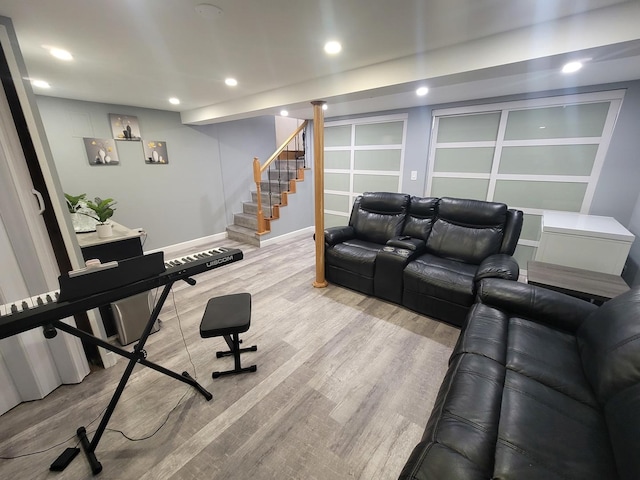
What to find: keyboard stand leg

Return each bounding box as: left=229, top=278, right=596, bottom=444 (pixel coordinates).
left=50, top=281, right=212, bottom=474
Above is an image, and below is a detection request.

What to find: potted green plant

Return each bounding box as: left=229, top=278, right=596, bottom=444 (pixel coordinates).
left=64, top=193, right=87, bottom=213
left=65, top=192, right=98, bottom=232
left=85, top=197, right=117, bottom=238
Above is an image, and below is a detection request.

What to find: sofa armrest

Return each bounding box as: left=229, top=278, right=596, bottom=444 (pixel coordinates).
left=476, top=278, right=598, bottom=333
left=475, top=254, right=520, bottom=282
left=324, top=226, right=355, bottom=246
left=386, top=236, right=426, bottom=253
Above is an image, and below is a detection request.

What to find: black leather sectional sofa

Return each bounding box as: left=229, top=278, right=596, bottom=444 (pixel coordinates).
left=399, top=278, right=640, bottom=480
left=324, top=192, right=524, bottom=326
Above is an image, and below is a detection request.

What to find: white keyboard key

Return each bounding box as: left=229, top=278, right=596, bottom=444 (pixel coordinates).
left=31, top=295, right=46, bottom=307
left=16, top=298, right=34, bottom=312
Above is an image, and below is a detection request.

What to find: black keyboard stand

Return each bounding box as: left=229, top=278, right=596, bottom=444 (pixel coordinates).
left=48, top=279, right=212, bottom=475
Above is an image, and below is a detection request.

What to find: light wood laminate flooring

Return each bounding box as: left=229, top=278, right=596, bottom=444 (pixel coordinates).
left=0, top=232, right=459, bottom=479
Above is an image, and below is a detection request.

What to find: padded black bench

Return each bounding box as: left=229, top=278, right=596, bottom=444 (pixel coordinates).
left=199, top=293, right=257, bottom=378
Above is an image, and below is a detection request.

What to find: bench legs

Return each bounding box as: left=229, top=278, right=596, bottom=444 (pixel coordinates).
left=212, top=333, right=257, bottom=378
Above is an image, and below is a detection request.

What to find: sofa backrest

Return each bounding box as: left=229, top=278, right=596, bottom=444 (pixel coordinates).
left=349, top=192, right=410, bottom=244
left=500, top=209, right=524, bottom=255
left=577, top=287, right=640, bottom=478
left=425, top=197, right=509, bottom=264
left=401, top=196, right=439, bottom=241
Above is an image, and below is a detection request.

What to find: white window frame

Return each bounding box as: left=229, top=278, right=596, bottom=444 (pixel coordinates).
left=324, top=113, right=408, bottom=220
left=427, top=91, right=625, bottom=256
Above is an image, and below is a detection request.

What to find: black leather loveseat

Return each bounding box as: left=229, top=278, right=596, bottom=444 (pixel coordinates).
left=324, top=192, right=523, bottom=326
left=399, top=279, right=640, bottom=480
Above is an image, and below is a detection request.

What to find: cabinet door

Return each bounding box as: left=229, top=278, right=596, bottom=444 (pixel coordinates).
left=536, top=232, right=630, bottom=275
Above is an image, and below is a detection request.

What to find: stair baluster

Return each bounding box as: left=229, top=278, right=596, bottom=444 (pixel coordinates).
left=239, top=120, right=309, bottom=239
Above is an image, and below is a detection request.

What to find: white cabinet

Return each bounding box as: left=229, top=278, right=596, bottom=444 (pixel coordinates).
left=535, top=211, right=635, bottom=275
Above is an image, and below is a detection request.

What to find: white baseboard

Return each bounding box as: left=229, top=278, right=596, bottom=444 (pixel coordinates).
left=145, top=226, right=314, bottom=256
left=145, top=232, right=228, bottom=258
left=260, top=226, right=314, bottom=247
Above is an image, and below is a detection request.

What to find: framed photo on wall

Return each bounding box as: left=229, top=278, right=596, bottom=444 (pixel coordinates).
left=83, top=138, right=119, bottom=165
left=109, top=113, right=141, bottom=140
left=143, top=140, right=169, bottom=164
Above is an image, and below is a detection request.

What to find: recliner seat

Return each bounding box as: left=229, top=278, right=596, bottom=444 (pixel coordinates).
left=402, top=197, right=522, bottom=325
left=325, top=192, right=410, bottom=295
left=324, top=193, right=523, bottom=326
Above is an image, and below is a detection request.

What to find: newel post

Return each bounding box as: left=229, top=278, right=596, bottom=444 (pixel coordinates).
left=311, top=101, right=328, bottom=288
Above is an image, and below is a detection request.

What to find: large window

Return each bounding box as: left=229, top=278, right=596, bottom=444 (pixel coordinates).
left=324, top=114, right=407, bottom=227
left=427, top=91, right=624, bottom=269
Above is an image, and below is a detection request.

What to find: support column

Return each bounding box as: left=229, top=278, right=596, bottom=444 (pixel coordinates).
left=311, top=101, right=327, bottom=288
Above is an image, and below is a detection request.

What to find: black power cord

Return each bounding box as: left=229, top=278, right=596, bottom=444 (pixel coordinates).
left=0, top=404, right=106, bottom=460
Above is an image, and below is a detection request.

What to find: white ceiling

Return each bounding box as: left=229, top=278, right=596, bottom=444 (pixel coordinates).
left=1, top=0, right=640, bottom=124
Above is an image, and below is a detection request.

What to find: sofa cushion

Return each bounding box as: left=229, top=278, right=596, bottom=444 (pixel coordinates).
left=398, top=354, right=505, bottom=480
left=350, top=192, right=410, bottom=244
left=577, top=288, right=640, bottom=405
left=506, top=317, right=598, bottom=407
left=606, top=382, right=640, bottom=480
left=454, top=304, right=598, bottom=407
left=451, top=303, right=509, bottom=364
left=402, top=196, right=439, bottom=241
left=426, top=197, right=507, bottom=264
left=494, top=369, right=617, bottom=480
left=325, top=239, right=382, bottom=277
left=404, top=253, right=477, bottom=306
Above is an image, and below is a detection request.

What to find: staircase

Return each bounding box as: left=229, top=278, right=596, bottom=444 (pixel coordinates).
left=227, top=154, right=307, bottom=246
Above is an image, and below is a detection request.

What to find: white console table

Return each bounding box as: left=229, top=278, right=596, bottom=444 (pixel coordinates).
left=535, top=211, right=635, bottom=276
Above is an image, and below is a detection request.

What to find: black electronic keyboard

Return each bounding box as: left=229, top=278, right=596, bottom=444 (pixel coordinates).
left=0, top=246, right=243, bottom=340
left=0, top=289, right=60, bottom=317
left=0, top=245, right=243, bottom=475
left=10, top=246, right=244, bottom=474
left=162, top=247, right=243, bottom=282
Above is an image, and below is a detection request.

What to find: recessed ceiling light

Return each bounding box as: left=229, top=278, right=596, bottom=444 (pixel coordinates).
left=32, top=79, right=51, bottom=89
left=562, top=61, right=583, bottom=74
left=324, top=41, right=342, bottom=55
left=169, top=97, right=180, bottom=105
left=280, top=110, right=289, bottom=117
left=49, top=47, right=73, bottom=61
left=225, top=78, right=238, bottom=87
left=416, top=86, right=429, bottom=96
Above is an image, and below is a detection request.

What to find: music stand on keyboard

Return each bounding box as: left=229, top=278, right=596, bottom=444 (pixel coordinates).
left=47, top=253, right=213, bottom=475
